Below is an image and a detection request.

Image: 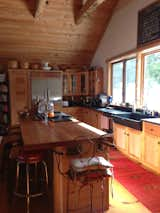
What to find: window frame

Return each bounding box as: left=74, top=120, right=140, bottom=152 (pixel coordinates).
left=140, top=48, right=160, bottom=110
left=107, top=43, right=160, bottom=110
left=109, top=56, right=137, bottom=105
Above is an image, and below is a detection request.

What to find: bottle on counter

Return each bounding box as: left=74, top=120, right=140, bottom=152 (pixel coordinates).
left=47, top=101, right=54, bottom=118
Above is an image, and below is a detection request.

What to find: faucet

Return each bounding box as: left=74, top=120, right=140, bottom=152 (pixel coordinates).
left=142, top=105, right=148, bottom=115
left=132, top=104, right=136, bottom=112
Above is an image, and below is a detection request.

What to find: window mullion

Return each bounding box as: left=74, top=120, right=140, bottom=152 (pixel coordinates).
left=123, top=60, right=126, bottom=103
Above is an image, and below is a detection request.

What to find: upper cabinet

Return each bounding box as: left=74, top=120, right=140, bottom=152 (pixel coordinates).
left=63, top=70, right=89, bottom=96
left=79, top=71, right=89, bottom=95
left=8, top=69, right=30, bottom=126
left=0, top=74, right=9, bottom=135
left=89, top=68, right=103, bottom=96
left=63, top=68, right=103, bottom=97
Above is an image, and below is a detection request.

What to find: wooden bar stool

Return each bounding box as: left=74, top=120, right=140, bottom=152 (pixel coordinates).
left=14, top=151, right=48, bottom=213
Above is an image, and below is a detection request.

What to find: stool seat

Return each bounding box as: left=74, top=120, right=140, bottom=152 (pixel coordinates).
left=17, top=152, right=44, bottom=164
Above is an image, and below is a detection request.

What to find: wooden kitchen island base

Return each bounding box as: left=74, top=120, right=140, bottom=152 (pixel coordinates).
left=53, top=150, right=109, bottom=213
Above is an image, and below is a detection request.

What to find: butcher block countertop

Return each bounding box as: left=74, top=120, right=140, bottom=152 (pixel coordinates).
left=20, top=117, right=106, bottom=150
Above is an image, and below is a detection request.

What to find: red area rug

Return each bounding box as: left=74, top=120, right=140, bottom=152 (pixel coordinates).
left=110, top=148, right=160, bottom=213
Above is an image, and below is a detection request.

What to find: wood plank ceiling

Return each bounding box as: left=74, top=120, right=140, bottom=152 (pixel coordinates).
left=0, top=0, right=118, bottom=68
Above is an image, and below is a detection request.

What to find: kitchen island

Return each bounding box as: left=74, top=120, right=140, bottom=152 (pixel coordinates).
left=19, top=116, right=110, bottom=213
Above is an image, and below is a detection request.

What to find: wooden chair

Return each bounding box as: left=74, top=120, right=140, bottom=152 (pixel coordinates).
left=55, top=135, right=114, bottom=213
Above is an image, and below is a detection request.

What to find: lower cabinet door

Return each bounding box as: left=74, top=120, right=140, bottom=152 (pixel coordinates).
left=113, top=123, right=128, bottom=153
left=128, top=128, right=142, bottom=160
left=143, top=134, right=160, bottom=172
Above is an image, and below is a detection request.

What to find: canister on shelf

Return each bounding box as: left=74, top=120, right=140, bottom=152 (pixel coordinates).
left=20, top=61, right=29, bottom=69
left=8, top=60, right=18, bottom=69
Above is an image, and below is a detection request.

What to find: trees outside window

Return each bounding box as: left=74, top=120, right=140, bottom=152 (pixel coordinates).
left=143, top=51, right=160, bottom=111
left=112, top=62, right=123, bottom=104
left=111, top=58, right=136, bottom=105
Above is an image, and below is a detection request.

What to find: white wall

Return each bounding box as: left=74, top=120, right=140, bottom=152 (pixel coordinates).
left=91, top=0, right=156, bottom=91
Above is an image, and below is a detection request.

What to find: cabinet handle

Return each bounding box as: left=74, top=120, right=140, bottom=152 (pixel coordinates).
left=124, top=132, right=129, bottom=136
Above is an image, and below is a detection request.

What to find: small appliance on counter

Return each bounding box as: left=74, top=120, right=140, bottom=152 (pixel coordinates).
left=98, top=93, right=107, bottom=107
left=62, top=101, right=69, bottom=107
left=95, top=93, right=112, bottom=107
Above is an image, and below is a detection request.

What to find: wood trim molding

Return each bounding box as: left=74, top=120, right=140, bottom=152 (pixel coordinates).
left=35, top=0, right=48, bottom=18
left=105, top=49, right=137, bottom=64
left=75, top=0, right=107, bottom=24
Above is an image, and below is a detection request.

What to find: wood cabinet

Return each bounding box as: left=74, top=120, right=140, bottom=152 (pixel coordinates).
left=128, top=128, right=142, bottom=160
left=8, top=69, right=30, bottom=126
left=63, top=68, right=103, bottom=97
left=113, top=123, right=142, bottom=159
left=113, top=123, right=128, bottom=153
left=143, top=121, right=160, bottom=173
left=78, top=71, right=89, bottom=95
left=62, top=107, right=103, bottom=129
left=63, top=72, right=70, bottom=96
left=86, top=109, right=99, bottom=128
left=63, top=70, right=89, bottom=96
left=82, top=110, right=110, bottom=131
left=89, top=68, right=103, bottom=95
left=62, top=106, right=80, bottom=118
left=0, top=79, right=9, bottom=135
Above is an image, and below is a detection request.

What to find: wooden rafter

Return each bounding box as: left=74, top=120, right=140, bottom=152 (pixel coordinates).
left=75, top=0, right=107, bottom=24
left=34, top=0, right=48, bottom=18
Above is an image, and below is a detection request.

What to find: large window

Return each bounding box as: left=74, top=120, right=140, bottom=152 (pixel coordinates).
left=143, top=51, right=160, bottom=111
left=125, top=59, right=136, bottom=104
left=111, top=58, right=136, bottom=105
left=112, top=62, right=123, bottom=104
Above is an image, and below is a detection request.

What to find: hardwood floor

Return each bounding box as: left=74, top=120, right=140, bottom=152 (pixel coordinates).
left=0, top=178, right=50, bottom=213
left=108, top=179, right=151, bottom=213
left=0, top=176, right=151, bottom=213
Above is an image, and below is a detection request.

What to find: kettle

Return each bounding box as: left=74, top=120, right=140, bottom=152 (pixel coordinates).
left=97, top=93, right=108, bottom=107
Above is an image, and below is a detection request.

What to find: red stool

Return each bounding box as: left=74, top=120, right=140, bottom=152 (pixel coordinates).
left=14, top=151, right=48, bottom=213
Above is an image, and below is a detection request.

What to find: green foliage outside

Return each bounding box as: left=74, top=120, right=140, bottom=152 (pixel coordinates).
left=146, top=52, right=160, bottom=83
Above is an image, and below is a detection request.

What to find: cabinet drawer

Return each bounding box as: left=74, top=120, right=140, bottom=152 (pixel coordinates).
left=143, top=122, right=160, bottom=137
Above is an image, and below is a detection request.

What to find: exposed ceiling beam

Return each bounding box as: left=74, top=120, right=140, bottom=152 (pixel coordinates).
left=75, top=0, right=107, bottom=24
left=34, top=0, right=48, bottom=18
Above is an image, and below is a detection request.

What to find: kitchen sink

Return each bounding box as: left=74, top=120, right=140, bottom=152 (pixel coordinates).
left=112, top=112, right=155, bottom=130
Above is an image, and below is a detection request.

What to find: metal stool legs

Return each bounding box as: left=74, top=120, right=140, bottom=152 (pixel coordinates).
left=42, top=161, right=49, bottom=186
left=26, top=164, right=30, bottom=213
left=14, top=160, right=48, bottom=213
